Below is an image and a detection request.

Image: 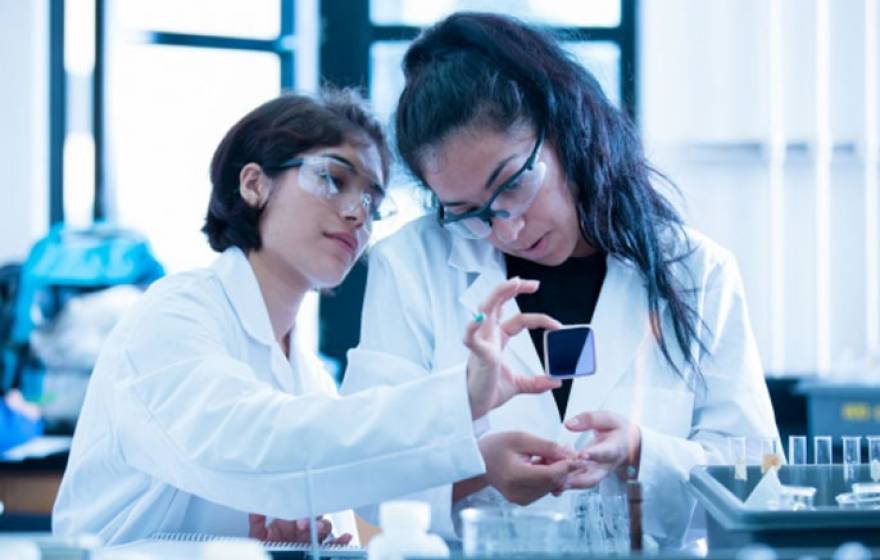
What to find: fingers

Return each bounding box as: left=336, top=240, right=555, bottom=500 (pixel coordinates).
left=565, top=464, right=611, bottom=489
left=317, top=518, right=333, bottom=541
left=332, top=533, right=354, bottom=546
left=500, top=313, right=562, bottom=338
left=502, top=462, right=571, bottom=506
left=509, top=432, right=576, bottom=463
left=580, top=440, right=619, bottom=463
left=523, top=459, right=574, bottom=498
left=513, top=374, right=561, bottom=395
left=248, top=514, right=268, bottom=540
left=565, top=410, right=621, bottom=432
left=463, top=317, right=490, bottom=357
left=253, top=516, right=337, bottom=544
left=479, top=278, right=539, bottom=320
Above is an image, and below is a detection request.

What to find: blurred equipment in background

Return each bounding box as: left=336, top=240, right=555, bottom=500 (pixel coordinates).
left=798, top=355, right=880, bottom=442
left=30, top=285, right=144, bottom=429
left=0, top=223, right=163, bottom=432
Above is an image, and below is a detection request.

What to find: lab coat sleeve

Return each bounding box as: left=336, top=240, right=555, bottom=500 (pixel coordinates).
left=341, top=245, right=466, bottom=538
left=112, top=290, right=485, bottom=521
left=636, top=250, right=779, bottom=548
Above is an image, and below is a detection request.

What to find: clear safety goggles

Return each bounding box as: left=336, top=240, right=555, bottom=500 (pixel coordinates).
left=270, top=155, right=397, bottom=221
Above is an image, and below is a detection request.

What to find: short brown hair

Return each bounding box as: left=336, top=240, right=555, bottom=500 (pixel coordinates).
left=203, top=89, right=391, bottom=252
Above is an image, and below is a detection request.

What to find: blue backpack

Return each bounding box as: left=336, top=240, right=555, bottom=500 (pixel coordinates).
left=1, top=223, right=165, bottom=399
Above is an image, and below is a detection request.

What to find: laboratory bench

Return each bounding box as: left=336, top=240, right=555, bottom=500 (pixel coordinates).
left=0, top=437, right=69, bottom=531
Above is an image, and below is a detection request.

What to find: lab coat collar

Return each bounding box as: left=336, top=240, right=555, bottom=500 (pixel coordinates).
left=213, top=247, right=276, bottom=348
left=447, top=230, right=502, bottom=274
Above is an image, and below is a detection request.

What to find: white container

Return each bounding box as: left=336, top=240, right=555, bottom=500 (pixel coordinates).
left=0, top=540, right=40, bottom=560
left=367, top=501, right=449, bottom=560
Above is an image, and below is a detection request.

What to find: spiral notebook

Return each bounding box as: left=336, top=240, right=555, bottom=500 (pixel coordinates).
left=141, top=532, right=366, bottom=559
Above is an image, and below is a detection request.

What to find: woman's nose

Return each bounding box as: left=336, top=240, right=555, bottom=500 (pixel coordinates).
left=340, top=197, right=368, bottom=227
left=492, top=216, right=525, bottom=243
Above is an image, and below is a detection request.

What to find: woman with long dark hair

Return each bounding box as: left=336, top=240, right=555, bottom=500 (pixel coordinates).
left=342, top=12, right=779, bottom=549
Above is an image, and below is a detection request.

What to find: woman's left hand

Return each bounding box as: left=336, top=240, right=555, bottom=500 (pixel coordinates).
left=248, top=514, right=353, bottom=545
left=563, top=410, right=641, bottom=488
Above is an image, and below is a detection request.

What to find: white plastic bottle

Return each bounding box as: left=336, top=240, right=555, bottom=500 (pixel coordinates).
left=367, top=501, right=450, bottom=560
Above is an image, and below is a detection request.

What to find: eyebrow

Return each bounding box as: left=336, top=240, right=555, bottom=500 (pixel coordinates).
left=322, top=153, right=385, bottom=194
left=438, top=154, right=518, bottom=207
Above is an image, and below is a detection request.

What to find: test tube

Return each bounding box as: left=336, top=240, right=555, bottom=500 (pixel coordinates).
left=814, top=435, right=833, bottom=465
left=868, top=436, right=880, bottom=482
left=788, top=435, right=807, bottom=465
left=761, top=437, right=783, bottom=473
left=842, top=435, right=862, bottom=481
left=728, top=436, right=747, bottom=480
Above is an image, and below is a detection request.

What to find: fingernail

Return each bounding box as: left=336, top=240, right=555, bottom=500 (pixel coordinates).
left=567, top=416, right=584, bottom=428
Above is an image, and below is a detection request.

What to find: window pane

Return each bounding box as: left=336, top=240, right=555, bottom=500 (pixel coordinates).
left=565, top=41, right=621, bottom=108
left=371, top=0, right=621, bottom=27
left=112, top=0, right=280, bottom=39
left=108, top=44, right=279, bottom=272
left=370, top=41, right=621, bottom=121
left=370, top=42, right=409, bottom=125
left=369, top=42, right=428, bottom=242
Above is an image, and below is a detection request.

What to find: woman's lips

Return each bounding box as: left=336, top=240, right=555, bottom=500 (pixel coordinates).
left=522, top=233, right=548, bottom=257
left=325, top=232, right=358, bottom=256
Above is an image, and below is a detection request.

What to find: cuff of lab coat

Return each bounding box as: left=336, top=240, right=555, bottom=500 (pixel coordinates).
left=636, top=426, right=699, bottom=549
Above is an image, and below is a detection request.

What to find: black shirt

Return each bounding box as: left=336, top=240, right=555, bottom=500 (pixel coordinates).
left=505, top=251, right=607, bottom=420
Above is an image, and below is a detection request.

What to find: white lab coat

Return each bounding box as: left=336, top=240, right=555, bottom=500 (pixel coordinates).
left=53, top=247, right=485, bottom=545
left=341, top=216, right=779, bottom=549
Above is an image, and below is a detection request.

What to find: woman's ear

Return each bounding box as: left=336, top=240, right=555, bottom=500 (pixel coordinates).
left=239, top=163, right=271, bottom=209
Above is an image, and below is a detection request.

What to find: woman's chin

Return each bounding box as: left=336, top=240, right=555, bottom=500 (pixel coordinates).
left=306, top=262, right=354, bottom=290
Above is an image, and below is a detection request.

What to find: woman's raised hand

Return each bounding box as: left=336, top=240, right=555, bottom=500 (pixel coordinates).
left=464, top=277, right=562, bottom=419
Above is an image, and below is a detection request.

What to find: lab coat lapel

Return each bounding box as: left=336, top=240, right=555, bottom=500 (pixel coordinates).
left=214, top=248, right=298, bottom=394
left=558, top=256, right=652, bottom=447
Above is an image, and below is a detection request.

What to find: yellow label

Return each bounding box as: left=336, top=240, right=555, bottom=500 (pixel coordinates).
left=842, top=403, right=871, bottom=421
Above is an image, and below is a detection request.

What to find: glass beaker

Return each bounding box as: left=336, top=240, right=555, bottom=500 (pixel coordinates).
left=788, top=435, right=807, bottom=465
left=836, top=488, right=880, bottom=509
left=566, top=486, right=629, bottom=555
left=777, top=485, right=816, bottom=511
left=842, top=435, right=862, bottom=481
left=867, top=436, right=880, bottom=482
left=814, top=435, right=833, bottom=465
left=761, top=437, right=783, bottom=473
left=728, top=435, right=748, bottom=480
left=460, top=507, right=565, bottom=557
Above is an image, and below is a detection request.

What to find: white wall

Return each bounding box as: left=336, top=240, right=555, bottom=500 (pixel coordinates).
left=641, top=0, right=880, bottom=374
left=0, top=0, right=48, bottom=264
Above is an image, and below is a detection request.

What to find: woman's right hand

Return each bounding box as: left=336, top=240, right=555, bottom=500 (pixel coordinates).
left=464, top=278, right=562, bottom=419
left=248, top=514, right=352, bottom=545
left=479, top=431, right=583, bottom=505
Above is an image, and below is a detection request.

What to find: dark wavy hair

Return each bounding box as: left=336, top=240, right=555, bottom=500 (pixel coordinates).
left=204, top=89, right=391, bottom=253
left=395, top=12, right=707, bottom=382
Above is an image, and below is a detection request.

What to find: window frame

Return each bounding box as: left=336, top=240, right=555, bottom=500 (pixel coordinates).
left=48, top=0, right=297, bottom=225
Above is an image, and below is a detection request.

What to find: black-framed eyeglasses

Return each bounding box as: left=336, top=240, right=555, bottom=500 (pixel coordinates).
left=438, top=128, right=547, bottom=239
